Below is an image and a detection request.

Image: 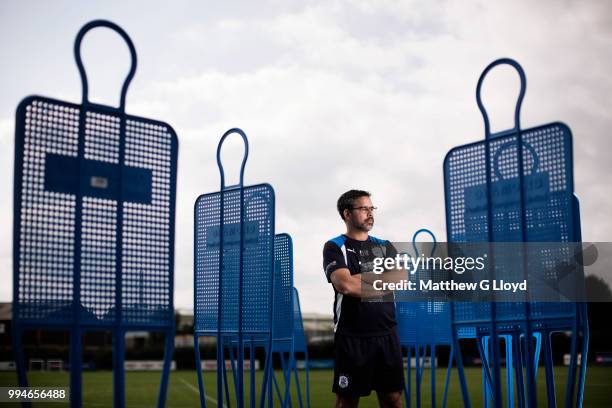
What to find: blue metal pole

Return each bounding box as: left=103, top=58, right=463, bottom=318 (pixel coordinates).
left=217, top=335, right=224, bottom=408
left=431, top=345, right=436, bottom=408
left=113, top=329, right=125, bottom=408
left=415, top=345, right=421, bottom=407
left=477, top=337, right=495, bottom=406
left=250, top=340, right=255, bottom=408
left=565, top=319, right=579, bottom=408
left=13, top=327, right=28, bottom=387
left=405, top=346, right=411, bottom=408
left=542, top=331, right=557, bottom=407
left=194, top=335, right=207, bottom=408
left=533, top=333, right=541, bottom=379
left=272, top=356, right=283, bottom=403
left=450, top=324, right=471, bottom=407
left=224, top=343, right=232, bottom=408
left=442, top=346, right=453, bottom=408
left=70, top=329, right=82, bottom=408
left=259, top=347, right=272, bottom=408
left=157, top=329, right=174, bottom=408
left=292, top=353, right=303, bottom=408
left=281, top=351, right=292, bottom=407
left=13, top=327, right=32, bottom=408
left=576, top=304, right=589, bottom=408
left=268, top=350, right=273, bottom=408
left=482, top=337, right=491, bottom=408
left=512, top=332, right=525, bottom=408
left=505, top=336, right=514, bottom=408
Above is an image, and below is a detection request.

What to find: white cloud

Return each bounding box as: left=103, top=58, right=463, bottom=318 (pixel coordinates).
left=1, top=0, right=611, bottom=314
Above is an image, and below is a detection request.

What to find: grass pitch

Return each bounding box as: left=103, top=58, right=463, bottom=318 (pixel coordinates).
left=1, top=366, right=611, bottom=407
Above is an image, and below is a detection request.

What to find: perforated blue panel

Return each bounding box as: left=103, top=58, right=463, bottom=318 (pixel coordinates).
left=451, top=129, right=573, bottom=243
left=395, top=300, right=418, bottom=345
left=13, top=96, right=177, bottom=328
left=273, top=233, right=293, bottom=341
left=444, top=123, right=576, bottom=326
left=194, top=184, right=275, bottom=335
left=396, top=236, right=452, bottom=346
left=396, top=278, right=452, bottom=346
left=292, top=288, right=307, bottom=353
left=397, top=301, right=452, bottom=345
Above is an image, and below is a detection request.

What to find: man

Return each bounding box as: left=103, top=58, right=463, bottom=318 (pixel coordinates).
left=323, top=190, right=404, bottom=408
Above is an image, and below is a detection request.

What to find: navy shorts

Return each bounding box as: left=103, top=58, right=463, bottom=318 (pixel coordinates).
left=332, top=329, right=404, bottom=397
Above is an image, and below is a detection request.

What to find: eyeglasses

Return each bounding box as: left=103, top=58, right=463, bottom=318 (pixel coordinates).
left=351, top=206, right=378, bottom=214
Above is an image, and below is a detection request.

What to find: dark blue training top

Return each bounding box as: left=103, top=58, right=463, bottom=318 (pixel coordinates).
left=323, top=234, right=397, bottom=337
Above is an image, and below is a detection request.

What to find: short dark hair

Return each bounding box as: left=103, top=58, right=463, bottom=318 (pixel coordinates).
left=337, top=190, right=371, bottom=221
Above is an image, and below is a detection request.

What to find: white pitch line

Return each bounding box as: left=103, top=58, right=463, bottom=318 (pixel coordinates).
left=179, top=377, right=227, bottom=408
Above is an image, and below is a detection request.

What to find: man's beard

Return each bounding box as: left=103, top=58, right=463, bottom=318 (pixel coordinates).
left=354, top=218, right=374, bottom=232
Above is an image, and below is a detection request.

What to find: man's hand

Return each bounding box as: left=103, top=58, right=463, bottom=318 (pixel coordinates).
left=331, top=268, right=402, bottom=299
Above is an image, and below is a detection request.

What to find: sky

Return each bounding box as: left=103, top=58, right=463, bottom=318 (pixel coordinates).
left=1, top=0, right=611, bottom=315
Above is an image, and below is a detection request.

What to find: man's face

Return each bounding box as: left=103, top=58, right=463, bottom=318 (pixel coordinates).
left=345, top=196, right=375, bottom=232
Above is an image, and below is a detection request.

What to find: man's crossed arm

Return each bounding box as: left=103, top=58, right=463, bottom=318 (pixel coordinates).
left=330, top=267, right=405, bottom=299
